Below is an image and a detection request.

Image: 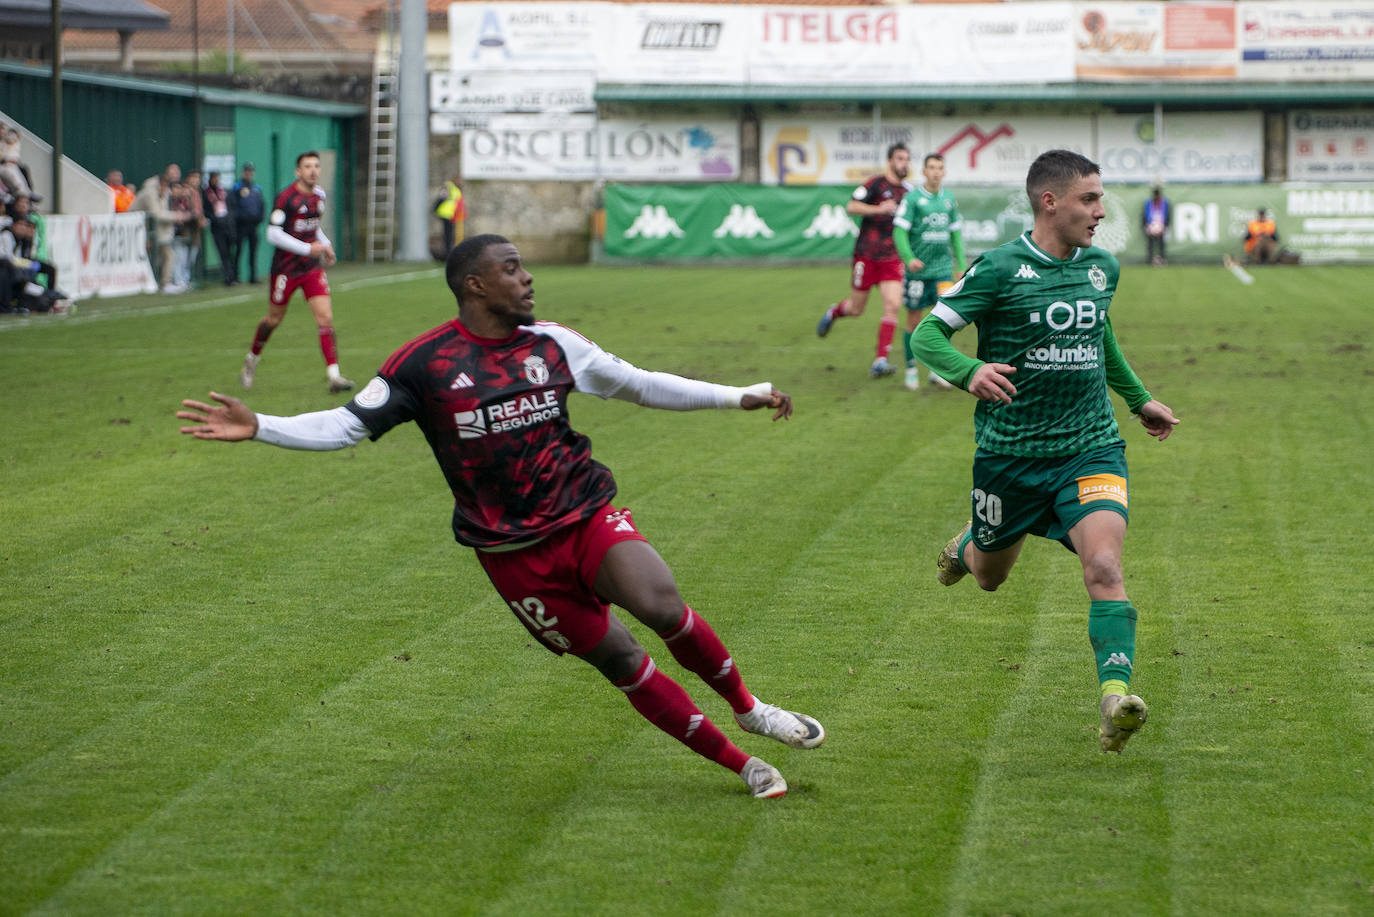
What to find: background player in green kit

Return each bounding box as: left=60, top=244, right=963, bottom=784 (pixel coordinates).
left=912, top=149, right=1179, bottom=754
left=894, top=153, right=966, bottom=391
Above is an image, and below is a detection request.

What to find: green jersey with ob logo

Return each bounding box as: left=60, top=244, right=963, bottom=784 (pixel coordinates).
left=893, top=186, right=963, bottom=281
left=925, top=232, right=1138, bottom=458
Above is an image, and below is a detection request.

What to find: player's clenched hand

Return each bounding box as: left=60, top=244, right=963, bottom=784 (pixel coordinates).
left=741, top=387, right=793, bottom=421
left=1137, top=399, right=1179, bottom=441
left=177, top=392, right=259, bottom=441
left=968, top=363, right=1017, bottom=404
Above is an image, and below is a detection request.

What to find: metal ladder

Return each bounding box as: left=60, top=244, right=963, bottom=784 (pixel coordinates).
left=365, top=49, right=398, bottom=263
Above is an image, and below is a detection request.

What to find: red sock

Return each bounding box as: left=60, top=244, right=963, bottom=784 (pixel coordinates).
left=829, top=300, right=847, bottom=320
left=876, top=317, right=897, bottom=360
left=319, top=326, right=339, bottom=366
left=659, top=606, right=753, bottom=715
left=250, top=320, right=274, bottom=356
left=615, top=656, right=750, bottom=774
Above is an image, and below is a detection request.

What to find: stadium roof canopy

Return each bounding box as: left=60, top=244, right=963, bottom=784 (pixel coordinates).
left=0, top=0, right=171, bottom=32
left=595, top=81, right=1374, bottom=106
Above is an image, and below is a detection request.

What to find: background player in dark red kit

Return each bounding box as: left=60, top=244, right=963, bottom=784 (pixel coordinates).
left=239, top=151, right=353, bottom=394
left=815, top=142, right=913, bottom=378
left=179, top=234, right=824, bottom=799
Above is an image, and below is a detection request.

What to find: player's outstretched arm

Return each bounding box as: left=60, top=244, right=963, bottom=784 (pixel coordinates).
left=740, top=387, right=793, bottom=421
left=1136, top=399, right=1179, bottom=441
left=178, top=391, right=259, bottom=441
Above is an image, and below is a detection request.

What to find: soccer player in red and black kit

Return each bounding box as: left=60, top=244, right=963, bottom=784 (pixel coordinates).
left=179, top=234, right=824, bottom=799
left=815, top=142, right=913, bottom=378
left=239, top=151, right=353, bottom=394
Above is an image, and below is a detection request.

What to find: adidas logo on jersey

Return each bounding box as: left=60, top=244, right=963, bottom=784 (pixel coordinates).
left=714, top=204, right=775, bottom=239
left=625, top=205, right=685, bottom=239
left=1015, top=263, right=1041, bottom=280
left=803, top=204, right=859, bottom=239
left=450, top=372, right=475, bottom=389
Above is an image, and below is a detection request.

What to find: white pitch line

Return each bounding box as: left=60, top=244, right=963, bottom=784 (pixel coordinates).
left=0, top=267, right=443, bottom=334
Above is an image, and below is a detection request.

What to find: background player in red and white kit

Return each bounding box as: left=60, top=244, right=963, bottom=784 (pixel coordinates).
left=179, top=234, right=824, bottom=799
left=239, top=151, right=353, bottom=394
left=815, top=142, right=913, bottom=379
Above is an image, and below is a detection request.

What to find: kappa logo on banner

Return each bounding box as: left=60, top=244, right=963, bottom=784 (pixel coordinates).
left=713, top=204, right=774, bottom=239
left=803, top=204, right=859, bottom=239
left=624, top=205, right=685, bottom=239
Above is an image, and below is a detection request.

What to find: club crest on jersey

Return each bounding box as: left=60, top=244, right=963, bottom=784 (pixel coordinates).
left=1088, top=264, right=1107, bottom=291
left=523, top=355, right=550, bottom=385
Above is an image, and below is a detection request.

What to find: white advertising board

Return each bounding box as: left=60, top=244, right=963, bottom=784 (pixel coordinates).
left=449, top=2, right=606, bottom=72
left=1288, top=110, right=1374, bottom=181
left=759, top=117, right=1094, bottom=186
left=599, top=4, right=749, bottom=85
left=430, top=71, right=595, bottom=114
left=1074, top=2, right=1238, bottom=80
left=44, top=213, right=157, bottom=301
left=1096, top=111, right=1262, bottom=182
left=911, top=2, right=1075, bottom=84
left=1238, top=2, right=1374, bottom=80
left=461, top=117, right=740, bottom=181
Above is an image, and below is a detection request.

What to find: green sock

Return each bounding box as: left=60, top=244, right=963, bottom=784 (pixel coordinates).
left=954, top=525, right=974, bottom=573
left=902, top=328, right=915, bottom=368
left=1089, top=599, right=1137, bottom=691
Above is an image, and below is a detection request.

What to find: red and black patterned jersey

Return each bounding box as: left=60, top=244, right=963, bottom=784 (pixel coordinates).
left=269, top=184, right=326, bottom=277
left=850, top=174, right=911, bottom=261
left=342, top=319, right=620, bottom=548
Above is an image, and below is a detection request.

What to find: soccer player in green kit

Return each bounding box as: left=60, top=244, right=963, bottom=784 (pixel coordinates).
left=912, top=149, right=1179, bottom=754
left=893, top=153, right=966, bottom=391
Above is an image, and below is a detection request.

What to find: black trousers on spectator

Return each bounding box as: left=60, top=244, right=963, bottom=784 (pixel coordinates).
left=210, top=220, right=237, bottom=284
left=233, top=221, right=261, bottom=282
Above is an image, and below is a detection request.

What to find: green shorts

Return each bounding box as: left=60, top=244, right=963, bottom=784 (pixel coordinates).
left=902, top=275, right=948, bottom=312
left=968, top=442, right=1129, bottom=552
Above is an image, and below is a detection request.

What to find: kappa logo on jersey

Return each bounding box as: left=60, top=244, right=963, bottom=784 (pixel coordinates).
left=714, top=204, right=774, bottom=239
left=523, top=355, right=549, bottom=386
left=625, top=205, right=685, bottom=239
left=455, top=390, right=562, bottom=439
left=1015, top=263, right=1041, bottom=280
left=1088, top=264, right=1107, bottom=291
left=803, top=204, right=859, bottom=239
left=449, top=372, right=475, bottom=390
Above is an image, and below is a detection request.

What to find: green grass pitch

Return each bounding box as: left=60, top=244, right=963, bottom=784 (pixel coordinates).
left=2, top=259, right=1372, bottom=915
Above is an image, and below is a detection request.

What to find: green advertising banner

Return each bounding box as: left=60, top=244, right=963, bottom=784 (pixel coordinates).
left=604, top=183, right=1374, bottom=265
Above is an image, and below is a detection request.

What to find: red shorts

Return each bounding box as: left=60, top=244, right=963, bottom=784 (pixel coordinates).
left=474, top=506, right=649, bottom=656
left=269, top=268, right=330, bottom=305
left=850, top=256, right=904, bottom=292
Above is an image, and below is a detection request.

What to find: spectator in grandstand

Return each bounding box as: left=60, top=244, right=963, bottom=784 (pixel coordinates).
left=203, top=171, right=237, bottom=286
left=893, top=152, right=966, bottom=391
left=177, top=233, right=820, bottom=799
left=230, top=163, right=265, bottom=284
left=133, top=163, right=189, bottom=293
left=107, top=169, right=136, bottom=213
left=0, top=123, right=38, bottom=202
left=169, top=179, right=196, bottom=293
left=815, top=142, right=913, bottom=379
left=1, top=191, right=69, bottom=313
left=182, top=169, right=207, bottom=288
left=433, top=175, right=466, bottom=254
left=1142, top=186, right=1170, bottom=266
left=238, top=151, right=352, bottom=394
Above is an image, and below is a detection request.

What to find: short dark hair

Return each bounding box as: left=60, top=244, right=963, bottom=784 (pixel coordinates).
left=923, top=153, right=945, bottom=168
left=296, top=150, right=321, bottom=166
left=886, top=142, right=909, bottom=161
left=1026, top=149, right=1100, bottom=213
left=446, top=233, right=511, bottom=303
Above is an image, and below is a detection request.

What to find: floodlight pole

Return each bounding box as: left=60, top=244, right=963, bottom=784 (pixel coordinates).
left=50, top=0, right=63, bottom=212
left=395, top=0, right=430, bottom=261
